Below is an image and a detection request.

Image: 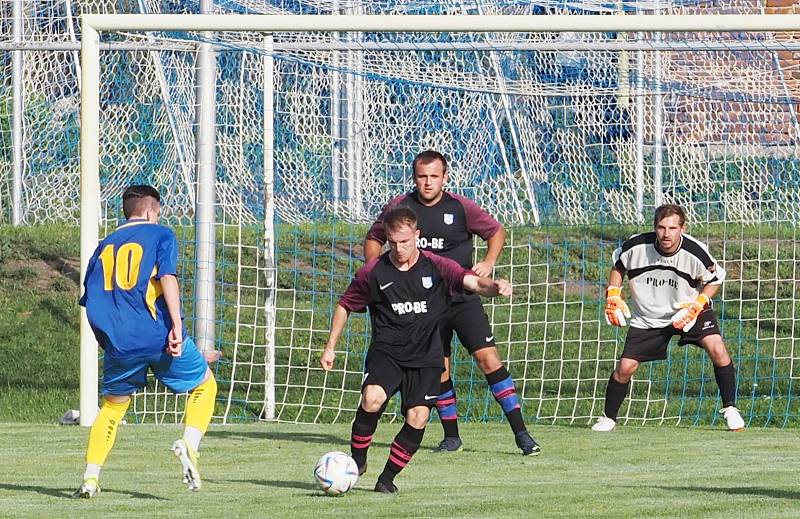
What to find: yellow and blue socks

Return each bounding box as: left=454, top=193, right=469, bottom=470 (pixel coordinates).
left=84, top=398, right=131, bottom=479
left=183, top=374, right=217, bottom=452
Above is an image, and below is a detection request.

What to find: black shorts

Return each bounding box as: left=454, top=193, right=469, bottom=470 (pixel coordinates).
left=621, top=309, right=722, bottom=362
left=363, top=350, right=441, bottom=412
left=441, top=298, right=495, bottom=357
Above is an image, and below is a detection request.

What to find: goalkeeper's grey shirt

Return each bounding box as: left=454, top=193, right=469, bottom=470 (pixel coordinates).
left=612, top=232, right=725, bottom=329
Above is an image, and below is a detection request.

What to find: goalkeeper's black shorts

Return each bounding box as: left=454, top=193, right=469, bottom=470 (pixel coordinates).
left=621, top=308, right=721, bottom=362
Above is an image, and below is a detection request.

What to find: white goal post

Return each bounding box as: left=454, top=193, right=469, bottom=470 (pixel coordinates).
left=79, top=13, right=800, bottom=427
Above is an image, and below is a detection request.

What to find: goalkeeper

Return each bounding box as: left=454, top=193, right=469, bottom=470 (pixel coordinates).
left=593, top=204, right=744, bottom=432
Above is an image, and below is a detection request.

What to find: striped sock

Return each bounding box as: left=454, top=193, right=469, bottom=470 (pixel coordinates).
left=350, top=406, right=381, bottom=470
left=486, top=367, right=526, bottom=434
left=379, top=422, right=425, bottom=484
left=436, top=379, right=459, bottom=438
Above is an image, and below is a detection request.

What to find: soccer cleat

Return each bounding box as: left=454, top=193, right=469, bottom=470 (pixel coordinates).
left=591, top=416, right=617, bottom=432
left=357, top=461, right=368, bottom=476
left=514, top=430, right=541, bottom=456
left=720, top=406, right=745, bottom=431
left=374, top=479, right=398, bottom=494
left=73, top=476, right=100, bottom=499
left=433, top=437, right=463, bottom=453
left=172, top=439, right=201, bottom=491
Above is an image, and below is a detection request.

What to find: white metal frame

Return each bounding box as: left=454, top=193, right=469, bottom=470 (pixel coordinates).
left=79, top=13, right=800, bottom=426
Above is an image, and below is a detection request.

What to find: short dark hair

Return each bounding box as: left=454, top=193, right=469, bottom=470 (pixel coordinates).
left=653, top=204, right=686, bottom=228
left=412, top=150, right=448, bottom=177
left=383, top=205, right=418, bottom=232
left=122, top=185, right=161, bottom=219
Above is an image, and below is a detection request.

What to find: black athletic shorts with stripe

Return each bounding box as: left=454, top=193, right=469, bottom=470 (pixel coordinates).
left=621, top=308, right=721, bottom=362
left=440, top=298, right=495, bottom=357
left=362, top=350, right=442, bottom=413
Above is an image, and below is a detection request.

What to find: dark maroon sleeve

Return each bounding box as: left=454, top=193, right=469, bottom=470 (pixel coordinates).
left=423, top=251, right=472, bottom=294
left=450, top=193, right=501, bottom=240
left=365, top=194, right=409, bottom=245
left=338, top=258, right=379, bottom=312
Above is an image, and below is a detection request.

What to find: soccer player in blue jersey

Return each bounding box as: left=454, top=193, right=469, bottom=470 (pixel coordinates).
left=74, top=185, right=217, bottom=498
left=322, top=206, right=513, bottom=493
left=364, top=150, right=540, bottom=456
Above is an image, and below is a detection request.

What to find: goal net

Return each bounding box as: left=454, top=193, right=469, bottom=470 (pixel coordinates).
left=28, top=5, right=800, bottom=427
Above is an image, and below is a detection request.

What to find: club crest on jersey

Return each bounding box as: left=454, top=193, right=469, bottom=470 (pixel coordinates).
left=421, top=276, right=433, bottom=289
left=443, top=213, right=454, bottom=225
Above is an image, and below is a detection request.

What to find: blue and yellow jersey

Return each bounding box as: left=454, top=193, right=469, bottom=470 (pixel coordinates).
left=79, top=219, right=181, bottom=358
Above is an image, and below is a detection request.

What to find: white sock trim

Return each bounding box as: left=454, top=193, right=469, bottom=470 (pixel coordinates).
left=84, top=463, right=102, bottom=481
left=183, top=426, right=203, bottom=453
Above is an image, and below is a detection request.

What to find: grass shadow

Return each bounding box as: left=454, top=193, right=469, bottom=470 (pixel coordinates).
left=207, top=429, right=391, bottom=449
left=0, top=482, right=166, bottom=500
left=650, top=485, right=800, bottom=501
left=226, top=478, right=377, bottom=496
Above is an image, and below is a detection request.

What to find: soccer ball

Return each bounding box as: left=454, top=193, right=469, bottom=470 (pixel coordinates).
left=313, top=451, right=359, bottom=496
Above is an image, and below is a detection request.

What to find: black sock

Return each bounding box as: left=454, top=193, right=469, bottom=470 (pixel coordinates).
left=604, top=373, right=630, bottom=422
left=350, top=406, right=381, bottom=469
left=485, top=366, right=526, bottom=434
left=714, top=362, right=737, bottom=408
left=436, top=379, right=460, bottom=438
left=379, top=422, right=425, bottom=483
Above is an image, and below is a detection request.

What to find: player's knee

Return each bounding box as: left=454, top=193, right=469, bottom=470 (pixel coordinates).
left=613, top=363, right=637, bottom=383
left=474, top=347, right=502, bottom=374
left=361, top=386, right=387, bottom=412
left=405, top=406, right=430, bottom=428
left=705, top=341, right=731, bottom=365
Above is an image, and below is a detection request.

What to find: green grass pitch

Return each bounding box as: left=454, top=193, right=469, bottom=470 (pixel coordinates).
left=1, top=422, right=799, bottom=518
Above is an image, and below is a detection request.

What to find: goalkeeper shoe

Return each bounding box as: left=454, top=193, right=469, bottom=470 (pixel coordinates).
left=433, top=437, right=463, bottom=453
left=374, top=479, right=399, bottom=494
left=720, top=406, right=745, bottom=432
left=172, top=439, right=201, bottom=491
left=73, top=476, right=100, bottom=499
left=515, top=431, right=541, bottom=456
left=591, top=416, right=617, bottom=432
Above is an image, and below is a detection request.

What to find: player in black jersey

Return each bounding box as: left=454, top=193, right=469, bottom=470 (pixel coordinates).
left=364, top=150, right=540, bottom=456
left=321, top=206, right=512, bottom=494
left=594, top=204, right=744, bottom=432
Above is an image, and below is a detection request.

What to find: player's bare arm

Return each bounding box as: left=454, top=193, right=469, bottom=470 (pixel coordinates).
left=463, top=274, right=512, bottom=297
left=321, top=304, right=351, bottom=370
left=472, top=226, right=505, bottom=277
left=363, top=238, right=383, bottom=262
left=160, top=274, right=183, bottom=357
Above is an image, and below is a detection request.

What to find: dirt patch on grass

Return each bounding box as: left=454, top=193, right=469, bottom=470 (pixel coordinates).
left=1, top=257, right=80, bottom=292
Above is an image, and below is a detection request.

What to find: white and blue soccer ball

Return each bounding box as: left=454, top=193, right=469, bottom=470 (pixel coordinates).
left=314, top=451, right=359, bottom=496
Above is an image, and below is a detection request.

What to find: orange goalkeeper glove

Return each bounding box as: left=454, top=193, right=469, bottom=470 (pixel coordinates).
left=671, top=294, right=710, bottom=332
left=605, top=286, right=631, bottom=327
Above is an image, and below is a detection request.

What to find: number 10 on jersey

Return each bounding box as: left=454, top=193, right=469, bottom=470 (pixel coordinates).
left=98, top=243, right=143, bottom=290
